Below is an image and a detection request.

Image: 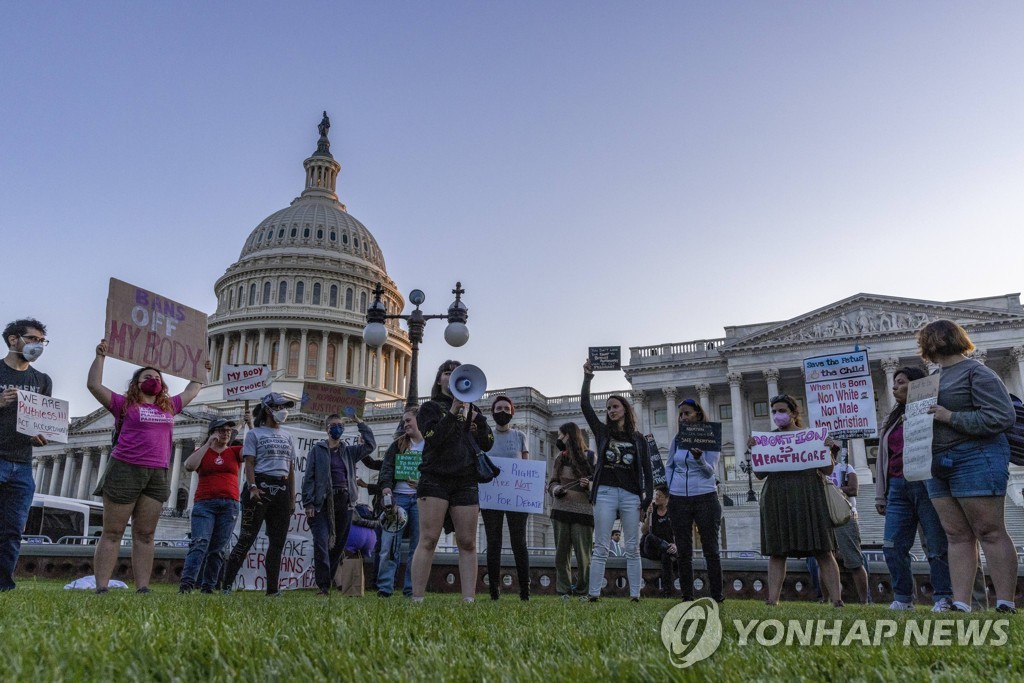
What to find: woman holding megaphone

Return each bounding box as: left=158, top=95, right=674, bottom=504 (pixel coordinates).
left=409, top=360, right=494, bottom=603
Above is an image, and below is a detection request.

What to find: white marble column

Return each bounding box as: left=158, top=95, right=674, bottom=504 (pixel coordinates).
left=60, top=451, right=76, bottom=497
left=881, top=358, right=901, bottom=411
left=277, top=328, right=287, bottom=371
left=95, top=447, right=110, bottom=502
left=358, top=342, right=367, bottom=386
left=696, top=383, right=712, bottom=420
left=257, top=329, right=267, bottom=364
left=630, top=390, right=648, bottom=435
left=33, top=458, right=42, bottom=487
left=48, top=454, right=63, bottom=495
left=1012, top=346, right=1024, bottom=397
left=298, top=329, right=309, bottom=378
left=970, top=349, right=987, bottom=366
left=187, top=471, right=199, bottom=511
left=75, top=450, right=93, bottom=499
left=168, top=440, right=185, bottom=501
left=662, top=387, right=678, bottom=447
left=728, top=373, right=746, bottom=463
left=336, top=333, right=347, bottom=383
left=763, top=368, right=780, bottom=402
left=317, top=331, right=329, bottom=381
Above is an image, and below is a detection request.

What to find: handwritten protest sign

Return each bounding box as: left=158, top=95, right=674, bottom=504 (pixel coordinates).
left=301, top=381, right=366, bottom=419
left=750, top=428, right=830, bottom=473
left=478, top=457, right=546, bottom=513
left=222, top=364, right=271, bottom=401
left=903, top=375, right=939, bottom=482
left=588, top=346, right=621, bottom=371
left=394, top=451, right=422, bottom=481
left=803, top=350, right=877, bottom=440
left=104, top=278, right=208, bottom=382
left=647, top=437, right=667, bottom=487
left=16, top=390, right=69, bottom=444
left=674, top=422, right=723, bottom=452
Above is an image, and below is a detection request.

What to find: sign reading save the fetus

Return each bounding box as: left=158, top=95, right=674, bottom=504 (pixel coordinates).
left=104, top=278, right=208, bottom=382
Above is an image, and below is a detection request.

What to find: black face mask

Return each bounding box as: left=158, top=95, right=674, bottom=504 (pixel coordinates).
left=556, top=438, right=567, bottom=452
left=493, top=412, right=513, bottom=427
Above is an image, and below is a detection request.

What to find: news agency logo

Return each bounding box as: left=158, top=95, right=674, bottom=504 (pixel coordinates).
left=660, top=598, right=723, bottom=669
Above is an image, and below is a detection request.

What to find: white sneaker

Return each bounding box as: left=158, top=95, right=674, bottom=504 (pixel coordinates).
left=931, top=598, right=953, bottom=613
left=889, top=600, right=914, bottom=610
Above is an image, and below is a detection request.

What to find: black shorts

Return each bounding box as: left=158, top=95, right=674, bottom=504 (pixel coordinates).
left=417, top=473, right=479, bottom=507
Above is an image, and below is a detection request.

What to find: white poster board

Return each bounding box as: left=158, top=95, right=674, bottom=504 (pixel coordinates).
left=478, top=457, right=546, bottom=513
left=750, top=428, right=831, bottom=473
left=903, top=375, right=940, bottom=482
left=804, top=350, right=878, bottom=439
left=16, top=389, right=69, bottom=444
left=221, top=364, right=272, bottom=401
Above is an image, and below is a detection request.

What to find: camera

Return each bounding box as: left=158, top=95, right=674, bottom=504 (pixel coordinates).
left=383, top=494, right=393, bottom=507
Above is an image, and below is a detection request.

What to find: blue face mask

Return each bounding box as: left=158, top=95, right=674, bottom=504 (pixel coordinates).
left=328, top=424, right=344, bottom=440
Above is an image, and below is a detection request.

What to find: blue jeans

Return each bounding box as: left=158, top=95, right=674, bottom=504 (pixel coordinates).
left=884, top=476, right=952, bottom=604
left=0, top=460, right=35, bottom=591
left=377, top=492, right=420, bottom=596
left=181, top=498, right=240, bottom=590
left=590, top=486, right=642, bottom=598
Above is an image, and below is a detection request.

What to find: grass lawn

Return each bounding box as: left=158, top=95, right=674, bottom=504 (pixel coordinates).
left=1, top=581, right=1021, bottom=682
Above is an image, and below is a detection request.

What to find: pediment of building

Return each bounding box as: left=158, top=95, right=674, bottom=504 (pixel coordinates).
left=721, top=293, right=1024, bottom=353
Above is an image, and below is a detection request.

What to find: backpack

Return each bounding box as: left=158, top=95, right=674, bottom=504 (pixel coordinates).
left=1008, top=394, right=1024, bottom=467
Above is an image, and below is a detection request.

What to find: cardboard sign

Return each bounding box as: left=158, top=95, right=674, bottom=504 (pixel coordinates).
left=903, top=375, right=940, bottom=482
left=301, top=382, right=366, bottom=419
left=222, top=364, right=272, bottom=401
left=803, top=350, right=878, bottom=439
left=16, top=390, right=69, bottom=444
left=588, top=346, right=621, bottom=371
left=478, top=457, right=546, bottom=513
left=750, top=428, right=831, bottom=473
left=104, top=278, right=208, bottom=382
left=394, top=451, right=422, bottom=481
left=646, top=437, right=666, bottom=487
left=674, top=422, right=723, bottom=452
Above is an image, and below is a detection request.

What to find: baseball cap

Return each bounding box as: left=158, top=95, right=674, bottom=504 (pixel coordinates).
left=207, top=418, right=237, bottom=435
left=261, top=392, right=295, bottom=409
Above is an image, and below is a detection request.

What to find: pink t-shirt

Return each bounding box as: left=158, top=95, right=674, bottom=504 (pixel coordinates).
left=109, top=392, right=184, bottom=468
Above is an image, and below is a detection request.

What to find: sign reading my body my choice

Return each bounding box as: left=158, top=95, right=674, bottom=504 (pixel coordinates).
left=223, top=364, right=271, bottom=401
left=104, top=278, right=208, bottom=382
left=803, top=350, right=878, bottom=440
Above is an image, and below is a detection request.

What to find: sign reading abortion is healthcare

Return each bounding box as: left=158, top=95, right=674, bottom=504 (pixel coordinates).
left=104, top=278, right=208, bottom=382
left=749, top=428, right=831, bottom=473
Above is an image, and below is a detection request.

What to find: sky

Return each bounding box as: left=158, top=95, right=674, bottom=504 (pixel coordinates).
left=2, top=2, right=1023, bottom=417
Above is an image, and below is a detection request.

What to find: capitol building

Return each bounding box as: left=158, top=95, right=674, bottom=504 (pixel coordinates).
left=31, top=116, right=1024, bottom=552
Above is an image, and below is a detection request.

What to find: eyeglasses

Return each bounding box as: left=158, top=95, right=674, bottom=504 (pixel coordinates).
left=20, top=335, right=49, bottom=346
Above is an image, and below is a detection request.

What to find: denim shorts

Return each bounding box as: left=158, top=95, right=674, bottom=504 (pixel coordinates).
left=417, top=473, right=478, bottom=507
left=93, top=457, right=170, bottom=504
left=926, top=434, right=1009, bottom=499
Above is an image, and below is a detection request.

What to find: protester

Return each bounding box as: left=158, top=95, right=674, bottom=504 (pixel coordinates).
left=640, top=486, right=677, bottom=597
left=919, top=319, right=1017, bottom=613
left=377, top=408, right=424, bottom=598
left=547, top=421, right=594, bottom=599
left=301, top=412, right=377, bottom=597
left=179, top=413, right=251, bottom=593
left=581, top=359, right=653, bottom=602
left=826, top=444, right=871, bottom=604
left=750, top=394, right=843, bottom=606
left=482, top=396, right=531, bottom=601
left=222, top=392, right=298, bottom=596
left=409, top=360, right=494, bottom=603
left=0, top=319, right=52, bottom=592
left=666, top=398, right=724, bottom=602
left=87, top=339, right=208, bottom=593
left=875, top=365, right=953, bottom=611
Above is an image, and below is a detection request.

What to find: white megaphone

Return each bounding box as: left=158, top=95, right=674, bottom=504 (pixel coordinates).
left=449, top=364, right=487, bottom=403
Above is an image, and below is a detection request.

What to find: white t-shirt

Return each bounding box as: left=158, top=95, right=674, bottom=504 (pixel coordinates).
left=395, top=438, right=424, bottom=495
left=491, top=428, right=527, bottom=459
left=828, top=462, right=857, bottom=512
left=243, top=426, right=295, bottom=478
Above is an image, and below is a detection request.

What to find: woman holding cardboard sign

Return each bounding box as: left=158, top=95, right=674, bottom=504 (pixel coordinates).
left=667, top=398, right=724, bottom=602
left=87, top=338, right=209, bottom=594
left=749, top=395, right=843, bottom=607
left=376, top=407, right=423, bottom=598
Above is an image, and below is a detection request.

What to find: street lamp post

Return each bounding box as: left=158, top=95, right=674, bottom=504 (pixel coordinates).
left=739, top=451, right=757, bottom=502
left=363, top=281, right=469, bottom=408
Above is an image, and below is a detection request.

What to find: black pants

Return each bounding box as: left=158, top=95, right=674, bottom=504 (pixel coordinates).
left=668, top=492, right=724, bottom=601
left=481, top=509, right=530, bottom=598
left=223, top=476, right=292, bottom=594
left=310, top=488, right=353, bottom=592
left=641, top=533, right=677, bottom=596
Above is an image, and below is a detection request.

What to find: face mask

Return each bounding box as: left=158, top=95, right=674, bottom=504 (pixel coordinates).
left=773, top=412, right=791, bottom=428
left=328, top=424, right=344, bottom=440
left=140, top=377, right=162, bottom=396
left=556, top=438, right=567, bottom=452
left=272, top=409, right=289, bottom=424
left=20, top=343, right=44, bottom=362
left=493, top=412, right=513, bottom=427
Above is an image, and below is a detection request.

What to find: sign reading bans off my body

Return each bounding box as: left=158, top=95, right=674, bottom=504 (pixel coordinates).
left=104, top=278, right=208, bottom=382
